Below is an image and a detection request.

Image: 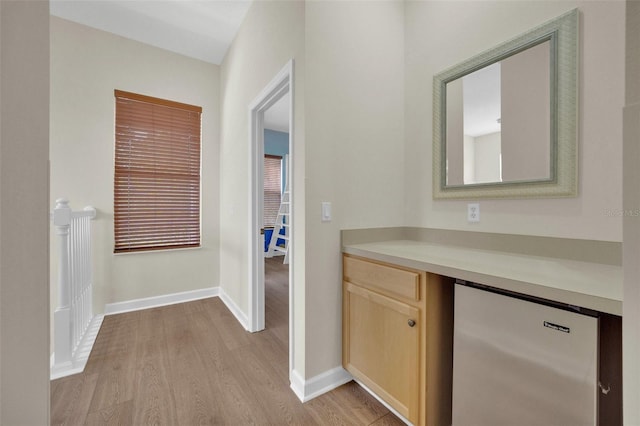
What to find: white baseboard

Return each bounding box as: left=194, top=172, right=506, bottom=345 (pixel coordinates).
left=104, top=287, right=219, bottom=315
left=50, top=314, right=104, bottom=380
left=290, top=366, right=353, bottom=402
left=290, top=369, right=306, bottom=401
left=218, top=287, right=249, bottom=330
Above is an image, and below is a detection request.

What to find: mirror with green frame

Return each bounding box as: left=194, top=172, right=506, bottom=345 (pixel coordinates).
left=433, top=9, right=578, bottom=199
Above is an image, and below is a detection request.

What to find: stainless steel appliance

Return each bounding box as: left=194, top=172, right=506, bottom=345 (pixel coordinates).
left=452, top=282, right=598, bottom=426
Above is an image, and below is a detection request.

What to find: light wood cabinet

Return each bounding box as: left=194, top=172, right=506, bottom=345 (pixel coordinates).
left=342, top=254, right=453, bottom=426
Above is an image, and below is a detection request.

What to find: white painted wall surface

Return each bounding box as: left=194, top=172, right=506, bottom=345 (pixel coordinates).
left=50, top=17, right=220, bottom=319
left=305, top=0, right=405, bottom=378
left=405, top=1, right=625, bottom=242
left=0, top=1, right=50, bottom=423
left=220, top=0, right=404, bottom=382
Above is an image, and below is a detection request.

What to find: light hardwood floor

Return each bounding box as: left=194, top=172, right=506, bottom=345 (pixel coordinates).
left=51, top=257, right=404, bottom=425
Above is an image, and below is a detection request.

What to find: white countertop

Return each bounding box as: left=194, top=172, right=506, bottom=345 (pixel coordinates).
left=343, top=240, right=622, bottom=315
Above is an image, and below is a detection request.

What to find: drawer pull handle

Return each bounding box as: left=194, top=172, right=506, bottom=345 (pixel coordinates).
left=407, top=319, right=416, bottom=327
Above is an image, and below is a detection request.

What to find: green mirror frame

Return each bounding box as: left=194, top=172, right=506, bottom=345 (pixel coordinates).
left=433, top=9, right=578, bottom=200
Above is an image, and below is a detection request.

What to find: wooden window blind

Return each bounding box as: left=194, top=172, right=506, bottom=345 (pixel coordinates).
left=264, top=155, right=282, bottom=227
left=114, top=89, right=202, bottom=253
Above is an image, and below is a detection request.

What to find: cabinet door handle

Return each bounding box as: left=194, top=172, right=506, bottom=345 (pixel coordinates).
left=407, top=319, right=416, bottom=327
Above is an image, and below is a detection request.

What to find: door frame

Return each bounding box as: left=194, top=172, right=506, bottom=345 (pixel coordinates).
left=248, top=60, right=294, bottom=373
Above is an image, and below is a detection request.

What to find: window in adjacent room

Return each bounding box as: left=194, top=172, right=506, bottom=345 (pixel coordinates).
left=263, top=154, right=282, bottom=227
left=114, top=90, right=202, bottom=253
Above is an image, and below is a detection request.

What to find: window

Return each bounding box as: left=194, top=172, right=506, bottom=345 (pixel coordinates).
left=114, top=90, right=202, bottom=253
left=263, top=155, right=282, bottom=227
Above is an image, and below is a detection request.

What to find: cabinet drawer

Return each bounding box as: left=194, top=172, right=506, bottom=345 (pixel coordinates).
left=343, top=255, right=420, bottom=301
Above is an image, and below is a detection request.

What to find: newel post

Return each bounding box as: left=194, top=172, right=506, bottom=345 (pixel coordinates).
left=53, top=198, right=72, bottom=367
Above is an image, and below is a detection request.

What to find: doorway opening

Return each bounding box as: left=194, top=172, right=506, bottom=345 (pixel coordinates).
left=263, top=93, right=290, bottom=351
left=248, top=61, right=294, bottom=378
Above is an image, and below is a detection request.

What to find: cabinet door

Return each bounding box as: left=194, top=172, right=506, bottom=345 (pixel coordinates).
left=344, top=282, right=420, bottom=423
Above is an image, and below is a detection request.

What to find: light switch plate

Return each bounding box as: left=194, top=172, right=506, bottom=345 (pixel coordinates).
left=321, top=202, right=332, bottom=222
left=467, top=203, right=480, bottom=222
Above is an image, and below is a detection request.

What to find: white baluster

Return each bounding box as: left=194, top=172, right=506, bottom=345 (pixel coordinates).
left=53, top=198, right=72, bottom=368
left=72, top=218, right=79, bottom=349
left=52, top=201, right=98, bottom=375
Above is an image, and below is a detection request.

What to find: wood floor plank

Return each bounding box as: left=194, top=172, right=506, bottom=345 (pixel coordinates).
left=336, top=381, right=393, bottom=421
left=370, top=412, right=408, bottom=426
left=164, top=317, right=222, bottom=424
left=203, top=296, right=252, bottom=351
left=182, top=297, right=212, bottom=314
left=84, top=400, right=133, bottom=426
left=131, top=336, right=179, bottom=425
left=136, top=307, right=167, bottom=341
left=305, top=381, right=391, bottom=425
left=84, top=311, right=140, bottom=376
left=51, top=372, right=99, bottom=425
left=86, top=314, right=140, bottom=413
left=190, top=307, right=264, bottom=424
left=228, top=344, right=318, bottom=425
left=265, top=257, right=290, bottom=347
left=249, top=329, right=290, bottom=385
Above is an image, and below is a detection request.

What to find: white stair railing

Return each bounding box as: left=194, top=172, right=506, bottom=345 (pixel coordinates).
left=51, top=198, right=97, bottom=377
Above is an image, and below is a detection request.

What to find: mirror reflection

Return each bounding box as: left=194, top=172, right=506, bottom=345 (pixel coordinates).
left=445, top=40, right=551, bottom=186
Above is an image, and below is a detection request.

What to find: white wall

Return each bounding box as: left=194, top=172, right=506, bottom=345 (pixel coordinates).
left=50, top=17, right=220, bottom=318
left=0, top=1, right=50, bottom=423
left=304, top=0, right=405, bottom=377
left=405, top=1, right=625, bottom=242
left=219, top=0, right=306, bottom=374
left=220, top=0, right=404, bottom=382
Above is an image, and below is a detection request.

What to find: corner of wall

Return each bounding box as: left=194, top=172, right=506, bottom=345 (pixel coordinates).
left=289, top=367, right=352, bottom=403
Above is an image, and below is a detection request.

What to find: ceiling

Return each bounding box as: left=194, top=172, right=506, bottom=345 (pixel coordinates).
left=50, top=0, right=252, bottom=65
left=264, top=93, right=290, bottom=133
left=50, top=0, right=291, bottom=132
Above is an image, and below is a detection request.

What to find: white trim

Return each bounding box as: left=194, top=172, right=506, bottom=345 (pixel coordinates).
left=248, top=98, right=266, bottom=333
left=50, top=314, right=104, bottom=380
left=286, top=62, right=295, bottom=379
left=50, top=355, right=73, bottom=380
left=248, top=60, right=294, bottom=333
left=290, top=369, right=306, bottom=401
left=248, top=60, right=296, bottom=381
left=218, top=287, right=250, bottom=330
left=104, top=287, right=219, bottom=315
left=289, top=367, right=353, bottom=403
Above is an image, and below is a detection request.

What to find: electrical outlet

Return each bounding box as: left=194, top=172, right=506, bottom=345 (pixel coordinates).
left=467, top=203, right=480, bottom=223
